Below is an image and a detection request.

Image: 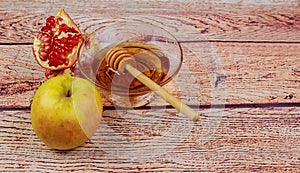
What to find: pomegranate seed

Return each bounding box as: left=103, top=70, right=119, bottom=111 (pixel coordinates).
left=42, top=26, right=52, bottom=33
left=64, top=48, right=70, bottom=53
left=39, top=47, right=45, bottom=54
left=67, top=43, right=72, bottom=48
left=57, top=17, right=63, bottom=22
left=54, top=39, right=60, bottom=45
left=40, top=34, right=50, bottom=42
left=39, top=50, right=47, bottom=60
left=51, top=27, right=57, bottom=33
left=44, top=45, right=51, bottom=51
left=60, top=23, right=68, bottom=32
left=61, top=37, right=67, bottom=43
left=41, top=41, right=51, bottom=47
left=64, top=59, right=69, bottom=65
left=46, top=16, right=55, bottom=23
left=71, top=39, right=79, bottom=46
left=61, top=47, right=65, bottom=52
left=68, top=27, right=78, bottom=33
left=56, top=48, right=62, bottom=54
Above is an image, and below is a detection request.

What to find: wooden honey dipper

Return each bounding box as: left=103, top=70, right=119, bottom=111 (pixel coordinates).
left=105, top=44, right=200, bottom=121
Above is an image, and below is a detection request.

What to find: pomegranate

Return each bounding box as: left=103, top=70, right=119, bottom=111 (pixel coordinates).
left=33, top=8, right=84, bottom=71
left=45, top=68, right=72, bottom=79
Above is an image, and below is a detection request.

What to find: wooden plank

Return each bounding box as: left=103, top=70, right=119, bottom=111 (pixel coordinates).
left=0, top=107, right=299, bottom=172
left=1, top=42, right=299, bottom=108
left=0, top=45, right=44, bottom=108
left=188, top=42, right=300, bottom=105
left=1, top=1, right=300, bottom=43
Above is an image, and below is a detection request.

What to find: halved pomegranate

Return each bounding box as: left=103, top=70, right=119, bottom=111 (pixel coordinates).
left=33, top=8, right=84, bottom=71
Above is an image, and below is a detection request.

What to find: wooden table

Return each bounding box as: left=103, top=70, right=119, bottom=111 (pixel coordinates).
left=1, top=0, right=299, bottom=172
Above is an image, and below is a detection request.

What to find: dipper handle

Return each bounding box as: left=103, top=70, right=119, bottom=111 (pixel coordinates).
left=124, top=64, right=200, bottom=121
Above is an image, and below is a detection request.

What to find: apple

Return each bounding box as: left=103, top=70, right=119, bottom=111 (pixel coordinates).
left=31, top=76, right=103, bottom=150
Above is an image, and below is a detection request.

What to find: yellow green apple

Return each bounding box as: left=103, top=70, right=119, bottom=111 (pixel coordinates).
left=31, top=76, right=103, bottom=150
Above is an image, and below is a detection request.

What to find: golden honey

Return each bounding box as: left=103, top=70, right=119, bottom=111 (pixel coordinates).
left=95, top=40, right=170, bottom=94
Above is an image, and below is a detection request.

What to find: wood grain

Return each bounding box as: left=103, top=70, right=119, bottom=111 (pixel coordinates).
left=1, top=42, right=299, bottom=108
left=0, top=107, right=299, bottom=172
left=192, top=42, right=300, bottom=104
left=1, top=1, right=299, bottom=172
left=1, top=1, right=300, bottom=43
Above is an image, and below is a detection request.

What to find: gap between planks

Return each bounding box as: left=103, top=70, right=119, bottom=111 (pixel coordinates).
left=1, top=102, right=300, bottom=112
left=2, top=40, right=300, bottom=45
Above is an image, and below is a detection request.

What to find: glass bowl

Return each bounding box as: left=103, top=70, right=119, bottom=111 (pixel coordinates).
left=78, top=19, right=183, bottom=108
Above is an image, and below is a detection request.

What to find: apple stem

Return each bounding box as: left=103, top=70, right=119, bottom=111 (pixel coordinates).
left=66, top=90, right=71, bottom=97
